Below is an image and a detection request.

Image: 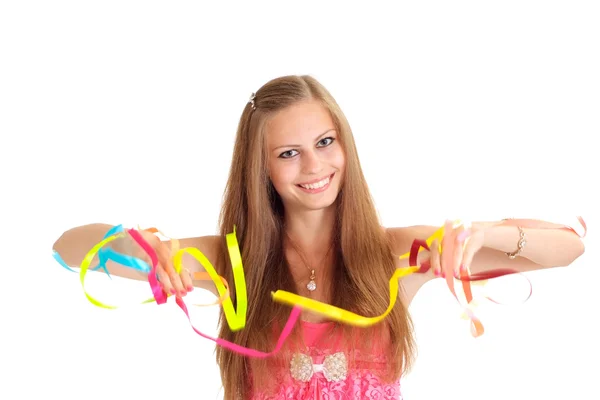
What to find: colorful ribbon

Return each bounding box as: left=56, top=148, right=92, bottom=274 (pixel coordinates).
left=53, top=224, right=154, bottom=278
left=134, top=226, right=234, bottom=307
left=172, top=245, right=247, bottom=330
left=404, top=217, right=587, bottom=337
left=97, top=225, right=151, bottom=275
left=270, top=225, right=448, bottom=327
left=125, top=228, right=235, bottom=308
left=272, top=217, right=587, bottom=337
left=55, top=225, right=233, bottom=309
left=56, top=216, right=587, bottom=356
left=272, top=267, right=418, bottom=327
left=75, top=231, right=158, bottom=309
left=131, top=228, right=298, bottom=358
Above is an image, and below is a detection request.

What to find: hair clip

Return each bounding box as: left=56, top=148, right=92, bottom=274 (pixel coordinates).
left=248, top=92, right=256, bottom=110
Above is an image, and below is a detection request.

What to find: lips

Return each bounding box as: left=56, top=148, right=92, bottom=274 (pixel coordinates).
left=297, top=173, right=334, bottom=190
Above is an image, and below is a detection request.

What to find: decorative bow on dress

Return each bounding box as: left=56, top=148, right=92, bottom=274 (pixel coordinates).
left=290, top=352, right=348, bottom=382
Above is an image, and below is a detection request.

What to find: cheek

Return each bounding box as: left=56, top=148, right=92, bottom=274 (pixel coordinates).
left=333, top=148, right=346, bottom=171
left=269, top=162, right=296, bottom=189
left=332, top=149, right=346, bottom=185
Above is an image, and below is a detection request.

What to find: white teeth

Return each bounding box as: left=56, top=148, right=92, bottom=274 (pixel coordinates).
left=300, top=176, right=330, bottom=190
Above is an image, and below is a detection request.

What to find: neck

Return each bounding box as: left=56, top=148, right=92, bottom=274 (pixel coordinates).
left=283, top=205, right=336, bottom=252
left=283, top=204, right=337, bottom=300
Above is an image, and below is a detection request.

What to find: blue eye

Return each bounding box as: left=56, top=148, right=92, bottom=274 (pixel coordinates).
left=279, top=149, right=298, bottom=159
left=317, top=137, right=334, bottom=147
left=278, top=137, right=334, bottom=159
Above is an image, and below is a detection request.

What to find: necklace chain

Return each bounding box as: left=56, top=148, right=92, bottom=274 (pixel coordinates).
left=285, top=233, right=334, bottom=293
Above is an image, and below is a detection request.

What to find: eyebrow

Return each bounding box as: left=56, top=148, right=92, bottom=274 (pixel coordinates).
left=272, top=129, right=336, bottom=151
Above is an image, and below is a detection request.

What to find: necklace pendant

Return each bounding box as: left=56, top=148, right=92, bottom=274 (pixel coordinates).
left=307, top=270, right=316, bottom=292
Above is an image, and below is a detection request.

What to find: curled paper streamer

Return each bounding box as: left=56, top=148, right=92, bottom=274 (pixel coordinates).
left=173, top=246, right=248, bottom=331
left=406, top=217, right=587, bottom=337
left=53, top=224, right=131, bottom=276
left=74, top=231, right=158, bottom=309
left=54, top=225, right=233, bottom=309
left=269, top=226, right=449, bottom=327
left=97, top=224, right=151, bottom=276
left=127, top=228, right=167, bottom=304
left=132, top=228, right=299, bottom=358
left=53, top=224, right=162, bottom=278
left=56, top=225, right=285, bottom=358
left=171, top=225, right=247, bottom=331
left=176, top=295, right=301, bottom=358
left=56, top=216, right=587, bottom=355
left=126, top=228, right=235, bottom=308
left=135, top=226, right=233, bottom=307
left=406, top=223, right=489, bottom=336
left=272, top=217, right=587, bottom=337
left=272, top=267, right=418, bottom=327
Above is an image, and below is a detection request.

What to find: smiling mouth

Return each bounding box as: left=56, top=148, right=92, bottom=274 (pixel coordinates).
left=296, top=173, right=335, bottom=190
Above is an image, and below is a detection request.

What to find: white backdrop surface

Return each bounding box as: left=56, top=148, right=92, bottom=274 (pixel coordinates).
left=1, top=1, right=598, bottom=399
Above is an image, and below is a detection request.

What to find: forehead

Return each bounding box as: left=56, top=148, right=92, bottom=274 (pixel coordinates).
left=266, top=100, right=335, bottom=146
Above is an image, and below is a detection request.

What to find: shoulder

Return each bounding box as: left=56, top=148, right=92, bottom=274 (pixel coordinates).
left=384, top=225, right=440, bottom=304
left=385, top=225, right=440, bottom=253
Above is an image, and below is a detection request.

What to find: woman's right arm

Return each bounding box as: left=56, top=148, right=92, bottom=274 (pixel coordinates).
left=52, top=223, right=221, bottom=297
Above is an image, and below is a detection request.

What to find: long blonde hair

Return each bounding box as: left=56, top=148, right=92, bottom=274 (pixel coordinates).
left=215, top=75, right=415, bottom=398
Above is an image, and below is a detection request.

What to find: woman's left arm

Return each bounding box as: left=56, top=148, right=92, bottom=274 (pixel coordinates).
left=476, top=221, right=585, bottom=271
left=413, top=219, right=586, bottom=277
left=387, top=219, right=585, bottom=286
left=388, top=219, right=585, bottom=302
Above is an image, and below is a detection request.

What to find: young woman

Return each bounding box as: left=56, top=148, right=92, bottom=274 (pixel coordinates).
left=53, top=75, right=585, bottom=399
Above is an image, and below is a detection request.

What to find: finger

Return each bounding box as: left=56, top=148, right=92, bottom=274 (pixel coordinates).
left=156, top=263, right=175, bottom=295
left=457, top=222, right=473, bottom=276
left=455, top=225, right=475, bottom=305
left=136, top=233, right=169, bottom=289
left=461, top=236, right=478, bottom=278
left=180, top=267, right=194, bottom=292
left=452, top=225, right=466, bottom=278
left=430, top=239, right=442, bottom=277
left=441, top=220, right=456, bottom=280
left=155, top=241, right=186, bottom=296
left=141, top=231, right=178, bottom=295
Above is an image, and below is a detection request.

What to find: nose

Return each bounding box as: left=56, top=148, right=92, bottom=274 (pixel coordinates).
left=302, top=149, right=323, bottom=174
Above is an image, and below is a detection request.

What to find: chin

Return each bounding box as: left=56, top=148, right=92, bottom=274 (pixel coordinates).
left=299, top=189, right=341, bottom=211
left=304, top=200, right=337, bottom=212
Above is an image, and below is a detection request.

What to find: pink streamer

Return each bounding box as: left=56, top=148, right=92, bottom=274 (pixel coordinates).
left=127, top=227, right=301, bottom=358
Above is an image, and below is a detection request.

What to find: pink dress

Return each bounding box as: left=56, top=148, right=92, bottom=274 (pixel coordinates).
left=249, top=320, right=403, bottom=399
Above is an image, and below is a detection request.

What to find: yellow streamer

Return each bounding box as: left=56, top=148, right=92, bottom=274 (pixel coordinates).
left=79, top=232, right=157, bottom=309
left=272, top=223, right=451, bottom=326
left=172, top=226, right=247, bottom=331
left=272, top=266, right=418, bottom=327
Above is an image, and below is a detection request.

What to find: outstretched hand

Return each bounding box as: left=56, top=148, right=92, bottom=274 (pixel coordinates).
left=116, top=229, right=194, bottom=298
left=427, top=220, right=486, bottom=279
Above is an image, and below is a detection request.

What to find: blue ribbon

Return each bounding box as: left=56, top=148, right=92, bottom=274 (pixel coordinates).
left=53, top=224, right=151, bottom=277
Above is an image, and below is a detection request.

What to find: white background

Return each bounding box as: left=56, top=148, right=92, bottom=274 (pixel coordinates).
left=1, top=1, right=599, bottom=399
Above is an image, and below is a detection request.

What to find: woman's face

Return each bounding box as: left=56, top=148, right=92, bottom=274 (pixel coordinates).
left=265, top=100, right=345, bottom=213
